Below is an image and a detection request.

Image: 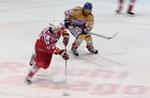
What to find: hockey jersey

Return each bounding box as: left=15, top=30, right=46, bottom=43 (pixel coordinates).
left=65, top=6, right=94, bottom=31
left=35, top=27, right=69, bottom=54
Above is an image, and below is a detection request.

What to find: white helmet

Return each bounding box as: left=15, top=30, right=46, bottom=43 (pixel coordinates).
left=49, top=21, right=64, bottom=34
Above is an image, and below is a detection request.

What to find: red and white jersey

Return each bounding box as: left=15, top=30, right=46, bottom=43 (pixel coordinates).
left=35, top=26, right=69, bottom=54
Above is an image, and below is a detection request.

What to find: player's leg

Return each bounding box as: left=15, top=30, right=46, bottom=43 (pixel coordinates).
left=26, top=53, right=52, bottom=84
left=116, top=0, right=124, bottom=14
left=85, top=35, right=98, bottom=54
left=26, top=48, right=42, bottom=84
left=127, top=0, right=136, bottom=15
left=26, top=64, right=39, bottom=84
left=26, top=44, right=52, bottom=84
left=71, top=34, right=83, bottom=56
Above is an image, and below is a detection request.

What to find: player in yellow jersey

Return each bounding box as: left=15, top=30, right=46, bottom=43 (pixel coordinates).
left=64, top=2, right=98, bottom=56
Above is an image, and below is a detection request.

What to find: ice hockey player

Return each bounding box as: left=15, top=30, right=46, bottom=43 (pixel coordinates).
left=64, top=2, right=98, bottom=56
left=116, top=0, right=137, bottom=15
left=25, top=23, right=69, bottom=84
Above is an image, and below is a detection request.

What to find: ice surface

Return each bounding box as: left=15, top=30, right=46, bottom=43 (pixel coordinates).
left=0, top=0, right=150, bottom=98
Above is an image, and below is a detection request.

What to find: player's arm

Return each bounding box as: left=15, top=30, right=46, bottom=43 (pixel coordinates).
left=62, top=29, right=70, bottom=46
left=43, top=34, right=69, bottom=60
left=64, top=6, right=81, bottom=28
left=87, top=15, right=94, bottom=31
left=83, top=14, right=94, bottom=34
left=64, top=9, right=73, bottom=28
left=50, top=46, right=69, bottom=60
left=65, top=6, right=81, bottom=20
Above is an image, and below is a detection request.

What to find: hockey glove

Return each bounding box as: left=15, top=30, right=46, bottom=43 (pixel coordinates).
left=60, top=49, right=69, bottom=60
left=63, top=37, right=69, bottom=46
left=82, top=27, right=90, bottom=34
left=64, top=19, right=71, bottom=29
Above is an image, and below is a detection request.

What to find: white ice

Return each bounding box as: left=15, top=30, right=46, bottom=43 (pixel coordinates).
left=0, top=0, right=150, bottom=98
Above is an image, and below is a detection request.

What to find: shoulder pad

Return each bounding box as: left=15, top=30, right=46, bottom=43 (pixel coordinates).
left=73, top=6, right=82, bottom=11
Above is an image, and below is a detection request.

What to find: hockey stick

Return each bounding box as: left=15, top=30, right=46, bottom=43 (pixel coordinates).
left=64, top=46, right=68, bottom=81
left=90, top=32, right=119, bottom=40
left=64, top=46, right=68, bottom=78
left=68, top=25, right=118, bottom=39
left=63, top=46, right=69, bottom=96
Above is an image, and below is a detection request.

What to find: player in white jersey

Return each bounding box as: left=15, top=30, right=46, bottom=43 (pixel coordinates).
left=116, top=0, right=137, bottom=15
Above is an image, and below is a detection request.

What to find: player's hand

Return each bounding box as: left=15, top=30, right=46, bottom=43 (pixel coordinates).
left=64, top=19, right=71, bottom=29
left=60, top=50, right=69, bottom=60
left=82, top=28, right=88, bottom=34
left=82, top=27, right=91, bottom=34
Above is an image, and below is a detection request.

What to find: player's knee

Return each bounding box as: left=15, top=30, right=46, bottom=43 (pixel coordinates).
left=85, top=35, right=92, bottom=42
left=78, top=34, right=86, bottom=40
left=36, top=62, right=49, bottom=69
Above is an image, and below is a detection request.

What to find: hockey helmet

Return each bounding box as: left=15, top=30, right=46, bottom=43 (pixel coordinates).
left=49, top=22, right=64, bottom=34
left=83, top=2, right=92, bottom=10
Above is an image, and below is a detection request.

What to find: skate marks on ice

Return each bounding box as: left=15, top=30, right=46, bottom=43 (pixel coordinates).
left=71, top=51, right=125, bottom=68
left=0, top=61, right=66, bottom=98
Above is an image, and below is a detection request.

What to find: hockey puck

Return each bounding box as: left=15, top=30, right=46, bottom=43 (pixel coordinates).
left=63, top=93, right=69, bottom=96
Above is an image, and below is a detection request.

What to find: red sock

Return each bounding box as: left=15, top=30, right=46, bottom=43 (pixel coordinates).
left=128, top=4, right=133, bottom=12
left=118, top=0, right=124, bottom=11
left=128, top=0, right=136, bottom=12
left=27, top=65, right=39, bottom=78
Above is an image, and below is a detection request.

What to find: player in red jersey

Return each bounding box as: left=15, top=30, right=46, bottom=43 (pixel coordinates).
left=116, top=0, right=137, bottom=15
left=25, top=23, right=70, bottom=84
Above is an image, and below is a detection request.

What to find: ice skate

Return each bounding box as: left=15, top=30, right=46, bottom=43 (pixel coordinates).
left=71, top=48, right=79, bottom=56
left=127, top=11, right=135, bottom=15
left=88, top=48, right=98, bottom=54
left=25, top=76, right=32, bottom=85
left=116, top=9, right=121, bottom=14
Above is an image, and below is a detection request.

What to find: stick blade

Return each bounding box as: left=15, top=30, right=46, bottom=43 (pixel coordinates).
left=109, top=32, right=119, bottom=39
